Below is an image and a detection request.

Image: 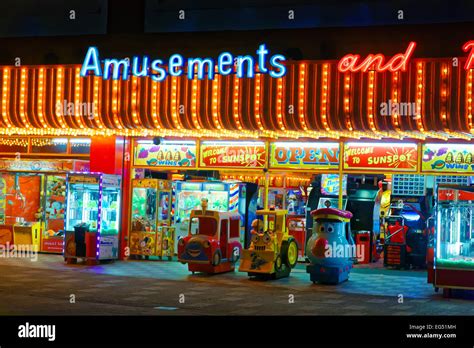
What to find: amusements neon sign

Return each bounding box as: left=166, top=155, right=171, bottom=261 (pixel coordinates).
left=80, top=44, right=286, bottom=81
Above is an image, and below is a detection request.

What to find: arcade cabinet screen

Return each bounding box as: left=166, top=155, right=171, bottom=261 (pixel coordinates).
left=321, top=174, right=347, bottom=196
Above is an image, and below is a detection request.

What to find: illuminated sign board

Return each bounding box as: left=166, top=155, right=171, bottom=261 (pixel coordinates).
left=343, top=143, right=418, bottom=171
left=422, top=144, right=474, bottom=173
left=199, top=141, right=266, bottom=169
left=134, top=141, right=196, bottom=167
left=269, top=142, right=339, bottom=170
left=80, top=44, right=286, bottom=81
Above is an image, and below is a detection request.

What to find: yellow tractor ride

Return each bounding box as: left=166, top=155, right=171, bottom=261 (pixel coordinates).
left=239, top=209, right=298, bottom=279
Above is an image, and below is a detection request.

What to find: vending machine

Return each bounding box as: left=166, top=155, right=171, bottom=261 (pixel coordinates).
left=64, top=173, right=121, bottom=263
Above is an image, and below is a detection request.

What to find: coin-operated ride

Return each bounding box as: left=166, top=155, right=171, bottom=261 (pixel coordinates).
left=239, top=209, right=298, bottom=280
left=177, top=199, right=242, bottom=274
left=306, top=207, right=354, bottom=284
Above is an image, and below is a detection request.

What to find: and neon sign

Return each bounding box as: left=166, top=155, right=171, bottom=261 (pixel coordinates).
left=338, top=42, right=417, bottom=73
left=338, top=41, right=474, bottom=73
left=80, top=44, right=286, bottom=81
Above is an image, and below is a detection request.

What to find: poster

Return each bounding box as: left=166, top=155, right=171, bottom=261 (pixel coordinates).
left=422, top=144, right=474, bottom=173
left=269, top=142, right=339, bottom=170
left=200, top=141, right=266, bottom=168
left=134, top=142, right=196, bottom=167
left=343, top=143, right=418, bottom=171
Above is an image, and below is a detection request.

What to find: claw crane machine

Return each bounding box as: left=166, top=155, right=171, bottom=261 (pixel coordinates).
left=64, top=173, right=121, bottom=264
left=129, top=178, right=174, bottom=260
left=430, top=185, right=474, bottom=297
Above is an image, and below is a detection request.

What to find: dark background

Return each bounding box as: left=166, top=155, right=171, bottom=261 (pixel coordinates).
left=0, top=0, right=473, bottom=64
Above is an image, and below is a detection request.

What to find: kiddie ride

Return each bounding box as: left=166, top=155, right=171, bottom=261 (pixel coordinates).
left=178, top=199, right=242, bottom=274
left=306, top=206, right=354, bottom=285
left=383, top=199, right=428, bottom=270
left=239, top=209, right=298, bottom=280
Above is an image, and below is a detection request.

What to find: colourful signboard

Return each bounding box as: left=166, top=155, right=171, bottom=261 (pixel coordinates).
left=270, top=142, right=339, bottom=170
left=200, top=141, right=266, bottom=168
left=343, top=143, right=418, bottom=171
left=134, top=141, right=196, bottom=167
left=422, top=144, right=474, bottom=173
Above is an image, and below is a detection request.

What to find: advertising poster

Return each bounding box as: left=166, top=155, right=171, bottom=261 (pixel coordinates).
left=343, top=143, right=418, bottom=171
left=134, top=142, right=196, bottom=167
left=200, top=141, right=266, bottom=168
left=422, top=144, right=474, bottom=173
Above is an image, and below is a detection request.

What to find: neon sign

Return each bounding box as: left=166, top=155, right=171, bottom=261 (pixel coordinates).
left=463, top=40, right=474, bottom=70
left=80, top=44, right=286, bottom=81
left=338, top=42, right=417, bottom=73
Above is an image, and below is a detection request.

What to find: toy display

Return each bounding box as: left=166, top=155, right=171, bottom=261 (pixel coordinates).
left=174, top=181, right=240, bottom=251
left=306, top=205, right=354, bottom=284
left=429, top=185, right=474, bottom=297
left=129, top=179, right=174, bottom=259
left=178, top=198, right=242, bottom=274
left=239, top=209, right=298, bottom=280
left=64, top=173, right=121, bottom=264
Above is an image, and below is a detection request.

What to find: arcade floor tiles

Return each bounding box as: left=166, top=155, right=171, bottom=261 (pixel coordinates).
left=0, top=254, right=473, bottom=315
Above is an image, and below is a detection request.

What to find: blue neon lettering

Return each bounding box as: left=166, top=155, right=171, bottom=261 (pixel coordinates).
left=80, top=47, right=102, bottom=77
left=132, top=56, right=149, bottom=77
left=256, top=44, right=269, bottom=73
left=151, top=59, right=166, bottom=82
left=103, top=58, right=129, bottom=80
left=188, top=58, right=214, bottom=80
left=217, top=52, right=233, bottom=75
left=236, top=56, right=255, bottom=78
left=81, top=44, right=287, bottom=81
left=169, top=54, right=184, bottom=77
left=269, top=54, right=286, bottom=78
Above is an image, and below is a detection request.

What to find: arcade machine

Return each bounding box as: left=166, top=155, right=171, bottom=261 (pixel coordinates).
left=129, top=179, right=174, bottom=260
left=346, top=175, right=383, bottom=264
left=429, top=185, right=474, bottom=297
left=0, top=173, right=42, bottom=251
left=64, top=173, right=121, bottom=264
left=384, top=174, right=431, bottom=269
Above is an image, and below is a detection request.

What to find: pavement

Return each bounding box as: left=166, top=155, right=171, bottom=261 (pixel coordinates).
left=0, top=254, right=474, bottom=315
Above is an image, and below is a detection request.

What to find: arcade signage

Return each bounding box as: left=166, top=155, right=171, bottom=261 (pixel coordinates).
left=338, top=40, right=474, bottom=73
left=134, top=141, right=196, bottom=168
left=199, top=141, right=266, bottom=169
left=422, top=144, right=474, bottom=173
left=269, top=142, right=339, bottom=170
left=0, top=160, right=65, bottom=172
left=343, top=142, right=418, bottom=172
left=80, top=44, right=286, bottom=81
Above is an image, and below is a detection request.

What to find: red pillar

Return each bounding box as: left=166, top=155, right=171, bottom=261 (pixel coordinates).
left=90, top=136, right=131, bottom=260
left=90, top=136, right=125, bottom=175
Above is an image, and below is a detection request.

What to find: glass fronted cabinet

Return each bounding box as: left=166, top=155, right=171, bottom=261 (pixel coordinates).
left=129, top=179, right=173, bottom=259
left=431, top=185, right=474, bottom=293
left=64, top=173, right=121, bottom=262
